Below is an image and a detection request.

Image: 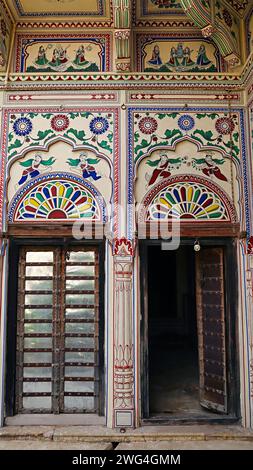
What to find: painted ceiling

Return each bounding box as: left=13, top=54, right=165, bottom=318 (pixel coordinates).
left=6, top=0, right=110, bottom=18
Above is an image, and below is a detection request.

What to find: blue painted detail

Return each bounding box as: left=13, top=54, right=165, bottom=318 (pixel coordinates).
left=127, top=106, right=250, bottom=240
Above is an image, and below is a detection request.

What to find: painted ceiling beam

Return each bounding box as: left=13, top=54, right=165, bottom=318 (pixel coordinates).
left=180, top=0, right=241, bottom=67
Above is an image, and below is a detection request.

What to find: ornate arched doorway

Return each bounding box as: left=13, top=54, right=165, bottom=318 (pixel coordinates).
left=138, top=176, right=239, bottom=423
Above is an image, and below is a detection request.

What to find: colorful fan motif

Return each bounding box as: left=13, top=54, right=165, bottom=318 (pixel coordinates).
left=11, top=179, right=101, bottom=221
left=146, top=182, right=229, bottom=221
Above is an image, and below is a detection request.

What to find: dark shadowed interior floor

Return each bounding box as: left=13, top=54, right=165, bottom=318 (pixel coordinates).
left=149, top=340, right=220, bottom=418
left=147, top=245, right=223, bottom=419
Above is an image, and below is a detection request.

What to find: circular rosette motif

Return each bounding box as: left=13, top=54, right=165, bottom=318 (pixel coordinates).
left=215, top=117, right=235, bottom=135
left=13, top=180, right=101, bottom=221
left=89, top=117, right=109, bottom=135
left=147, top=182, right=229, bottom=221
left=178, top=115, right=195, bottom=132
left=51, top=114, right=70, bottom=132
left=13, top=117, right=33, bottom=137
left=138, top=117, right=158, bottom=135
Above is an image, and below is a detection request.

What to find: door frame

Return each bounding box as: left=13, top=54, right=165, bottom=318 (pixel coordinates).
left=140, top=237, right=240, bottom=423
left=5, top=237, right=105, bottom=417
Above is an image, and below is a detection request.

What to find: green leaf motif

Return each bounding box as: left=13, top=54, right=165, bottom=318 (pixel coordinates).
left=81, top=112, right=92, bottom=119
left=37, top=130, right=54, bottom=140
left=233, top=132, right=239, bottom=142
left=8, top=139, right=22, bottom=153
left=27, top=113, right=37, bottom=119
left=8, top=133, right=14, bottom=142
left=135, top=139, right=150, bottom=154
left=41, top=114, right=53, bottom=120
left=164, top=129, right=182, bottom=139
left=196, top=113, right=219, bottom=120
left=66, top=129, right=86, bottom=141
left=69, top=113, right=79, bottom=119
left=107, top=133, right=113, bottom=143
left=193, top=129, right=216, bottom=141
left=98, top=140, right=112, bottom=153
left=134, top=132, right=140, bottom=143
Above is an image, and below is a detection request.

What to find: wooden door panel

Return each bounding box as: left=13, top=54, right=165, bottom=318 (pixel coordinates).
left=16, top=246, right=100, bottom=414
left=196, top=247, right=227, bottom=413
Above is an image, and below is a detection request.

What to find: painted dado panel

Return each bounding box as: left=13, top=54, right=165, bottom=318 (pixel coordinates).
left=0, top=108, right=119, bottom=230
left=128, top=107, right=248, bottom=238
left=136, top=34, right=224, bottom=72
left=14, top=33, right=112, bottom=73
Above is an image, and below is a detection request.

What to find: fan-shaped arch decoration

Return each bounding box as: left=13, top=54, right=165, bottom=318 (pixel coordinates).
left=8, top=173, right=106, bottom=223
left=140, top=176, right=236, bottom=223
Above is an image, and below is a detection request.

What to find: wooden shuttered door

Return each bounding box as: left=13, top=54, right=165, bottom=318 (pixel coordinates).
left=16, top=246, right=100, bottom=414
left=195, top=247, right=228, bottom=413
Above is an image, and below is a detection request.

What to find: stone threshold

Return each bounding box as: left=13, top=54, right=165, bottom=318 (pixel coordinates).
left=0, top=425, right=253, bottom=443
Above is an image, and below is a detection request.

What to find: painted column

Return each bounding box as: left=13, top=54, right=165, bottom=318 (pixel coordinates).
left=112, top=237, right=135, bottom=428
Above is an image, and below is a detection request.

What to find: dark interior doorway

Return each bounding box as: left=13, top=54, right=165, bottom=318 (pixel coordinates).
left=144, top=243, right=237, bottom=421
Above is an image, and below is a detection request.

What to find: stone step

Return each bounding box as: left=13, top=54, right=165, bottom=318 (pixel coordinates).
left=0, top=425, right=253, bottom=443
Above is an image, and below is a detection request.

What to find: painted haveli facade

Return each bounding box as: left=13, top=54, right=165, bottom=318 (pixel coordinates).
left=0, top=0, right=253, bottom=430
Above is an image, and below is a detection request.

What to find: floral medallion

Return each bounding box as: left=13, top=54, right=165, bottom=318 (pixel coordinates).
left=178, top=114, right=195, bottom=132
left=89, top=117, right=109, bottom=135
left=51, top=114, right=70, bottom=132
left=215, top=117, right=235, bottom=135
left=138, top=117, right=158, bottom=135
left=13, top=117, right=33, bottom=137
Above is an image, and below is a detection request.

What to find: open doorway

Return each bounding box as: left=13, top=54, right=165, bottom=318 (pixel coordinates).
left=141, top=241, right=239, bottom=422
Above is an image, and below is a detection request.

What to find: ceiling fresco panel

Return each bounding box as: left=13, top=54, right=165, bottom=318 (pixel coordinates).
left=8, top=0, right=109, bottom=17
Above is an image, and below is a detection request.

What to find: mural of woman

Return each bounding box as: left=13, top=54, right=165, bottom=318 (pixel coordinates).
left=167, top=47, right=179, bottom=66
left=182, top=47, right=194, bottom=67
left=146, top=153, right=171, bottom=186
left=148, top=45, right=163, bottom=66
left=67, top=153, right=102, bottom=181
left=196, top=45, right=212, bottom=67
left=18, top=154, right=56, bottom=186
left=35, top=46, right=49, bottom=66
left=73, top=45, right=88, bottom=66
left=193, top=154, right=228, bottom=182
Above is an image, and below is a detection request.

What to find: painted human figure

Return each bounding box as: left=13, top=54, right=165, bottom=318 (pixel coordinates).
left=148, top=45, right=163, bottom=66
left=58, top=46, right=68, bottom=64
left=197, top=154, right=227, bottom=182
left=74, top=45, right=87, bottom=65
left=182, top=47, right=194, bottom=67
left=67, top=153, right=101, bottom=181
left=18, top=154, right=55, bottom=186
left=146, top=154, right=171, bottom=186
left=176, top=43, right=184, bottom=61
left=35, top=46, right=48, bottom=66
left=51, top=48, right=60, bottom=66
left=168, top=47, right=179, bottom=66
left=196, top=45, right=212, bottom=67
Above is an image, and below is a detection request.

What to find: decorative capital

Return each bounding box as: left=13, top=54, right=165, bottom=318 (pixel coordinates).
left=114, top=29, right=131, bottom=40
left=201, top=24, right=216, bottom=38
left=113, top=237, right=134, bottom=256
left=115, top=59, right=131, bottom=71
left=224, top=52, right=241, bottom=67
